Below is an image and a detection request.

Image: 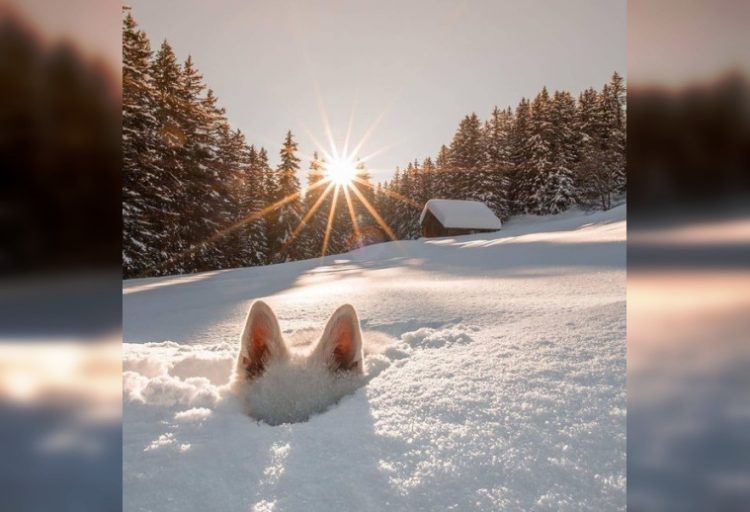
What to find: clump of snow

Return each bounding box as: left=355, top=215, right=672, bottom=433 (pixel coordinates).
left=234, top=355, right=367, bottom=426
left=123, top=204, right=626, bottom=511
left=401, top=325, right=476, bottom=349
left=123, top=368, right=221, bottom=407
left=420, top=199, right=503, bottom=230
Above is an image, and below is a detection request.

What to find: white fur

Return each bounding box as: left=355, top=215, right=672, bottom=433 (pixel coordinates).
left=230, top=301, right=365, bottom=425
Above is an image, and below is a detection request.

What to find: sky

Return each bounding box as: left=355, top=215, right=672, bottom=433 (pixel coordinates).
left=126, top=0, right=625, bottom=182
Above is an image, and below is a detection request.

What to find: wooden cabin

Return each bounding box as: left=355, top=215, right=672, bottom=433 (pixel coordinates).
left=419, top=199, right=502, bottom=237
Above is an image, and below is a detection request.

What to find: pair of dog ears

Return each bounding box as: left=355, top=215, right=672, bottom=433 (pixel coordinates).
left=238, top=301, right=363, bottom=378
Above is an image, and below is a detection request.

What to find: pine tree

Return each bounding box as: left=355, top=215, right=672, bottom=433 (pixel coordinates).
left=352, top=160, right=376, bottom=239
left=149, top=39, right=189, bottom=271
left=603, top=72, right=626, bottom=194
left=448, top=113, right=485, bottom=200
left=508, top=98, right=532, bottom=214
left=434, top=145, right=451, bottom=198
left=245, top=145, right=270, bottom=265
left=545, top=90, right=577, bottom=213
left=329, top=179, right=353, bottom=255
left=482, top=106, right=512, bottom=219
left=574, top=73, right=626, bottom=210
left=257, top=147, right=277, bottom=261
left=300, top=152, right=328, bottom=258
left=122, top=11, right=161, bottom=277
left=257, top=147, right=275, bottom=205
left=208, top=127, right=247, bottom=270
left=269, top=131, right=304, bottom=262
left=394, top=162, right=421, bottom=238
left=420, top=156, right=436, bottom=206
left=525, top=87, right=554, bottom=214
left=178, top=60, right=229, bottom=272
left=381, top=168, right=401, bottom=238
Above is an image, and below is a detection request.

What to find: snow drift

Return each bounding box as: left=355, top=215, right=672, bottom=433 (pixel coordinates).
left=123, top=205, right=626, bottom=511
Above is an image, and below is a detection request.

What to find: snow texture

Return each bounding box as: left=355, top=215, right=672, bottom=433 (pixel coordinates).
left=419, top=198, right=503, bottom=230
left=124, top=205, right=625, bottom=511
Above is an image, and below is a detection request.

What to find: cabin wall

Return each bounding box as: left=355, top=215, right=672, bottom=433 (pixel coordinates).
left=420, top=210, right=496, bottom=238
left=422, top=211, right=443, bottom=237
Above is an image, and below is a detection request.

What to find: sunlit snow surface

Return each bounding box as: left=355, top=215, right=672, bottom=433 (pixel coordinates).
left=123, top=205, right=626, bottom=511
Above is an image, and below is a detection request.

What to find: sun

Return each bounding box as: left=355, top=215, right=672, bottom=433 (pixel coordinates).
left=325, top=156, right=357, bottom=186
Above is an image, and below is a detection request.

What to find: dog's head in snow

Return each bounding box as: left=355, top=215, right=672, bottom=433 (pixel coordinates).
left=230, top=300, right=364, bottom=425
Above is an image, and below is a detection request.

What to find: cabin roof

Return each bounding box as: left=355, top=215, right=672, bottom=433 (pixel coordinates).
left=419, top=199, right=502, bottom=230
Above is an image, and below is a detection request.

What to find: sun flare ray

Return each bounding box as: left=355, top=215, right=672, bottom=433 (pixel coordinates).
left=321, top=185, right=341, bottom=257
left=342, top=185, right=362, bottom=243
left=280, top=180, right=336, bottom=255
left=351, top=175, right=423, bottom=210
left=163, top=179, right=332, bottom=270
left=348, top=184, right=397, bottom=242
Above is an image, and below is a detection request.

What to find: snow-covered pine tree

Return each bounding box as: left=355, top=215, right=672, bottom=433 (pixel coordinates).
left=395, top=162, right=421, bottom=238
left=448, top=113, right=485, bottom=201
left=420, top=156, right=436, bottom=206
left=508, top=98, right=532, bottom=215
left=352, top=160, right=376, bottom=238
left=394, top=164, right=411, bottom=238
left=329, top=178, right=353, bottom=255
left=210, top=127, right=249, bottom=270
left=381, top=168, right=401, bottom=237
left=603, top=72, right=626, bottom=195
left=299, top=152, right=328, bottom=259
left=256, top=147, right=277, bottom=263
left=525, top=87, right=575, bottom=214
left=525, top=87, right=554, bottom=214
left=433, top=145, right=451, bottom=199
left=149, top=39, right=191, bottom=273
left=242, top=145, right=270, bottom=265
left=369, top=180, right=391, bottom=244
left=574, top=79, right=624, bottom=210
left=178, top=60, right=230, bottom=272
left=269, top=131, right=304, bottom=262
left=122, top=12, right=161, bottom=277
left=482, top=106, right=512, bottom=220
left=545, top=90, right=578, bottom=213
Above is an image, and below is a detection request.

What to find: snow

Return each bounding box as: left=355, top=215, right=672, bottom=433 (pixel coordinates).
left=419, top=198, right=503, bottom=230
left=123, top=204, right=626, bottom=511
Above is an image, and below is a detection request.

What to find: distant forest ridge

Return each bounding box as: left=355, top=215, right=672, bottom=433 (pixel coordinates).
left=122, top=9, right=625, bottom=278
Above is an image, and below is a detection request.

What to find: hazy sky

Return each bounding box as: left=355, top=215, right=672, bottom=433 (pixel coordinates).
left=128, top=0, right=625, bottom=182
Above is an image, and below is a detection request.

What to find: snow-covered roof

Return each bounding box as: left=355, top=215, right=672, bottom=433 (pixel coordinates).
left=419, top=199, right=502, bottom=230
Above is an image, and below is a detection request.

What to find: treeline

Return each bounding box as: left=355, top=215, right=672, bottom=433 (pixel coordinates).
left=375, top=73, right=626, bottom=239
left=123, top=11, right=379, bottom=278
left=123, top=9, right=624, bottom=278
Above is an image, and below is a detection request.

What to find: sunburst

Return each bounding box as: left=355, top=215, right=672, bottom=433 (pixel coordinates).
left=162, top=101, right=419, bottom=270
left=325, top=156, right=358, bottom=186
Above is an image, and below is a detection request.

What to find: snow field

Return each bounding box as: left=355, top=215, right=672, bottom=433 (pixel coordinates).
left=124, top=205, right=626, bottom=511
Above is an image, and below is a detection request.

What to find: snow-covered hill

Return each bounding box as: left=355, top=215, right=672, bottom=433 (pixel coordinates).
left=123, top=205, right=626, bottom=511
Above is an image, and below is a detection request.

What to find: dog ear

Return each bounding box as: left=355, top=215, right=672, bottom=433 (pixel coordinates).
left=238, top=301, right=287, bottom=378
left=314, top=304, right=363, bottom=373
